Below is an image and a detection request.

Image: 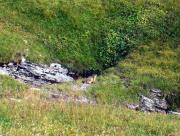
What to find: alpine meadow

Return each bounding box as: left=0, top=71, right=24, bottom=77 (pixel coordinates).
left=0, top=0, right=179, bottom=135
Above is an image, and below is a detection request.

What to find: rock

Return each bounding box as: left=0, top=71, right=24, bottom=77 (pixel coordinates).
left=0, top=67, right=9, bottom=75
left=149, top=89, right=162, bottom=98
left=126, top=104, right=139, bottom=110
left=140, top=95, right=156, bottom=112
left=0, top=60, right=74, bottom=86
left=127, top=89, right=169, bottom=114
left=50, top=93, right=60, bottom=99
left=9, top=98, right=22, bottom=103
left=168, top=111, right=180, bottom=115
left=149, top=89, right=168, bottom=110
left=139, top=89, right=168, bottom=113
left=50, top=63, right=68, bottom=75
left=72, top=83, right=92, bottom=92
left=8, top=63, right=14, bottom=67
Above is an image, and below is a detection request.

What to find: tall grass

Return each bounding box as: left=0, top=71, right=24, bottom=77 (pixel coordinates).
left=0, top=96, right=179, bottom=135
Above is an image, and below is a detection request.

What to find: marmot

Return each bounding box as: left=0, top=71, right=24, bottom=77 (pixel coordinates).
left=13, top=52, right=26, bottom=65
left=83, top=74, right=97, bottom=84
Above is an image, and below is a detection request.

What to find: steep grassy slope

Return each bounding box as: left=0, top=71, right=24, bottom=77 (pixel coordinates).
left=0, top=0, right=179, bottom=73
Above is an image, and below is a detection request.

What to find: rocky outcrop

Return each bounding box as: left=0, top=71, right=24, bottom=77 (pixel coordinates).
left=0, top=60, right=74, bottom=86
left=127, top=89, right=180, bottom=114
left=139, top=89, right=168, bottom=113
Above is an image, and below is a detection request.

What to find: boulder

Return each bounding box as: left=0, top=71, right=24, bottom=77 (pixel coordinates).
left=139, top=89, right=168, bottom=113
left=0, top=60, right=74, bottom=86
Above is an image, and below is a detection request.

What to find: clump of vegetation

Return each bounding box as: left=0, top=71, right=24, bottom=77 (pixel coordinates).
left=0, top=75, right=28, bottom=97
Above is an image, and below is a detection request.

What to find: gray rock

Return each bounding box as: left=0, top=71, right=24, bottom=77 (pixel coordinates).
left=8, top=63, right=14, bottom=67
left=168, top=111, right=180, bottom=115
left=50, top=63, right=68, bottom=75
left=126, top=104, right=139, bottom=110
left=0, top=60, right=74, bottom=86
left=127, top=89, right=169, bottom=114
left=0, top=67, right=9, bottom=75
left=139, top=89, right=168, bottom=113
left=149, top=89, right=163, bottom=98
left=140, top=95, right=156, bottom=112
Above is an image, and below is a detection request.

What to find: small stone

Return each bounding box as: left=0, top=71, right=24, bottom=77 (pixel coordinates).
left=149, top=89, right=162, bottom=98
left=127, top=104, right=139, bottom=110
left=23, top=40, right=28, bottom=44
left=8, top=63, right=14, bottom=67
left=9, top=98, right=22, bottom=103
left=50, top=93, right=60, bottom=99
left=168, top=111, right=180, bottom=115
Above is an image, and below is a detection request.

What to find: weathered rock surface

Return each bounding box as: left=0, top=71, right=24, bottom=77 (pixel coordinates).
left=139, top=89, right=168, bottom=113
left=0, top=67, right=9, bottom=75
left=0, top=60, right=74, bottom=86
left=127, top=89, right=174, bottom=114
left=126, top=104, right=139, bottom=110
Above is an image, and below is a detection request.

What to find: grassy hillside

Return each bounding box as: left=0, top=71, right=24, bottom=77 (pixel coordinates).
left=88, top=41, right=179, bottom=107
left=0, top=76, right=180, bottom=135
left=0, top=0, right=180, bottom=135
left=0, top=0, right=179, bottom=73
left=0, top=40, right=179, bottom=135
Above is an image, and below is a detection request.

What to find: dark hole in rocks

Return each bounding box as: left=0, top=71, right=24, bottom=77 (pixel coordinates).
left=166, top=91, right=180, bottom=111
left=66, top=69, right=100, bottom=79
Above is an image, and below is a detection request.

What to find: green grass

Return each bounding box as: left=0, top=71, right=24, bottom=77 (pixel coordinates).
left=0, top=0, right=180, bottom=135
left=0, top=69, right=179, bottom=135
left=86, top=72, right=136, bottom=104
left=0, top=96, right=179, bottom=136
left=0, top=75, right=28, bottom=97
left=86, top=41, right=179, bottom=108
left=118, top=41, right=180, bottom=108
left=0, top=0, right=179, bottom=72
